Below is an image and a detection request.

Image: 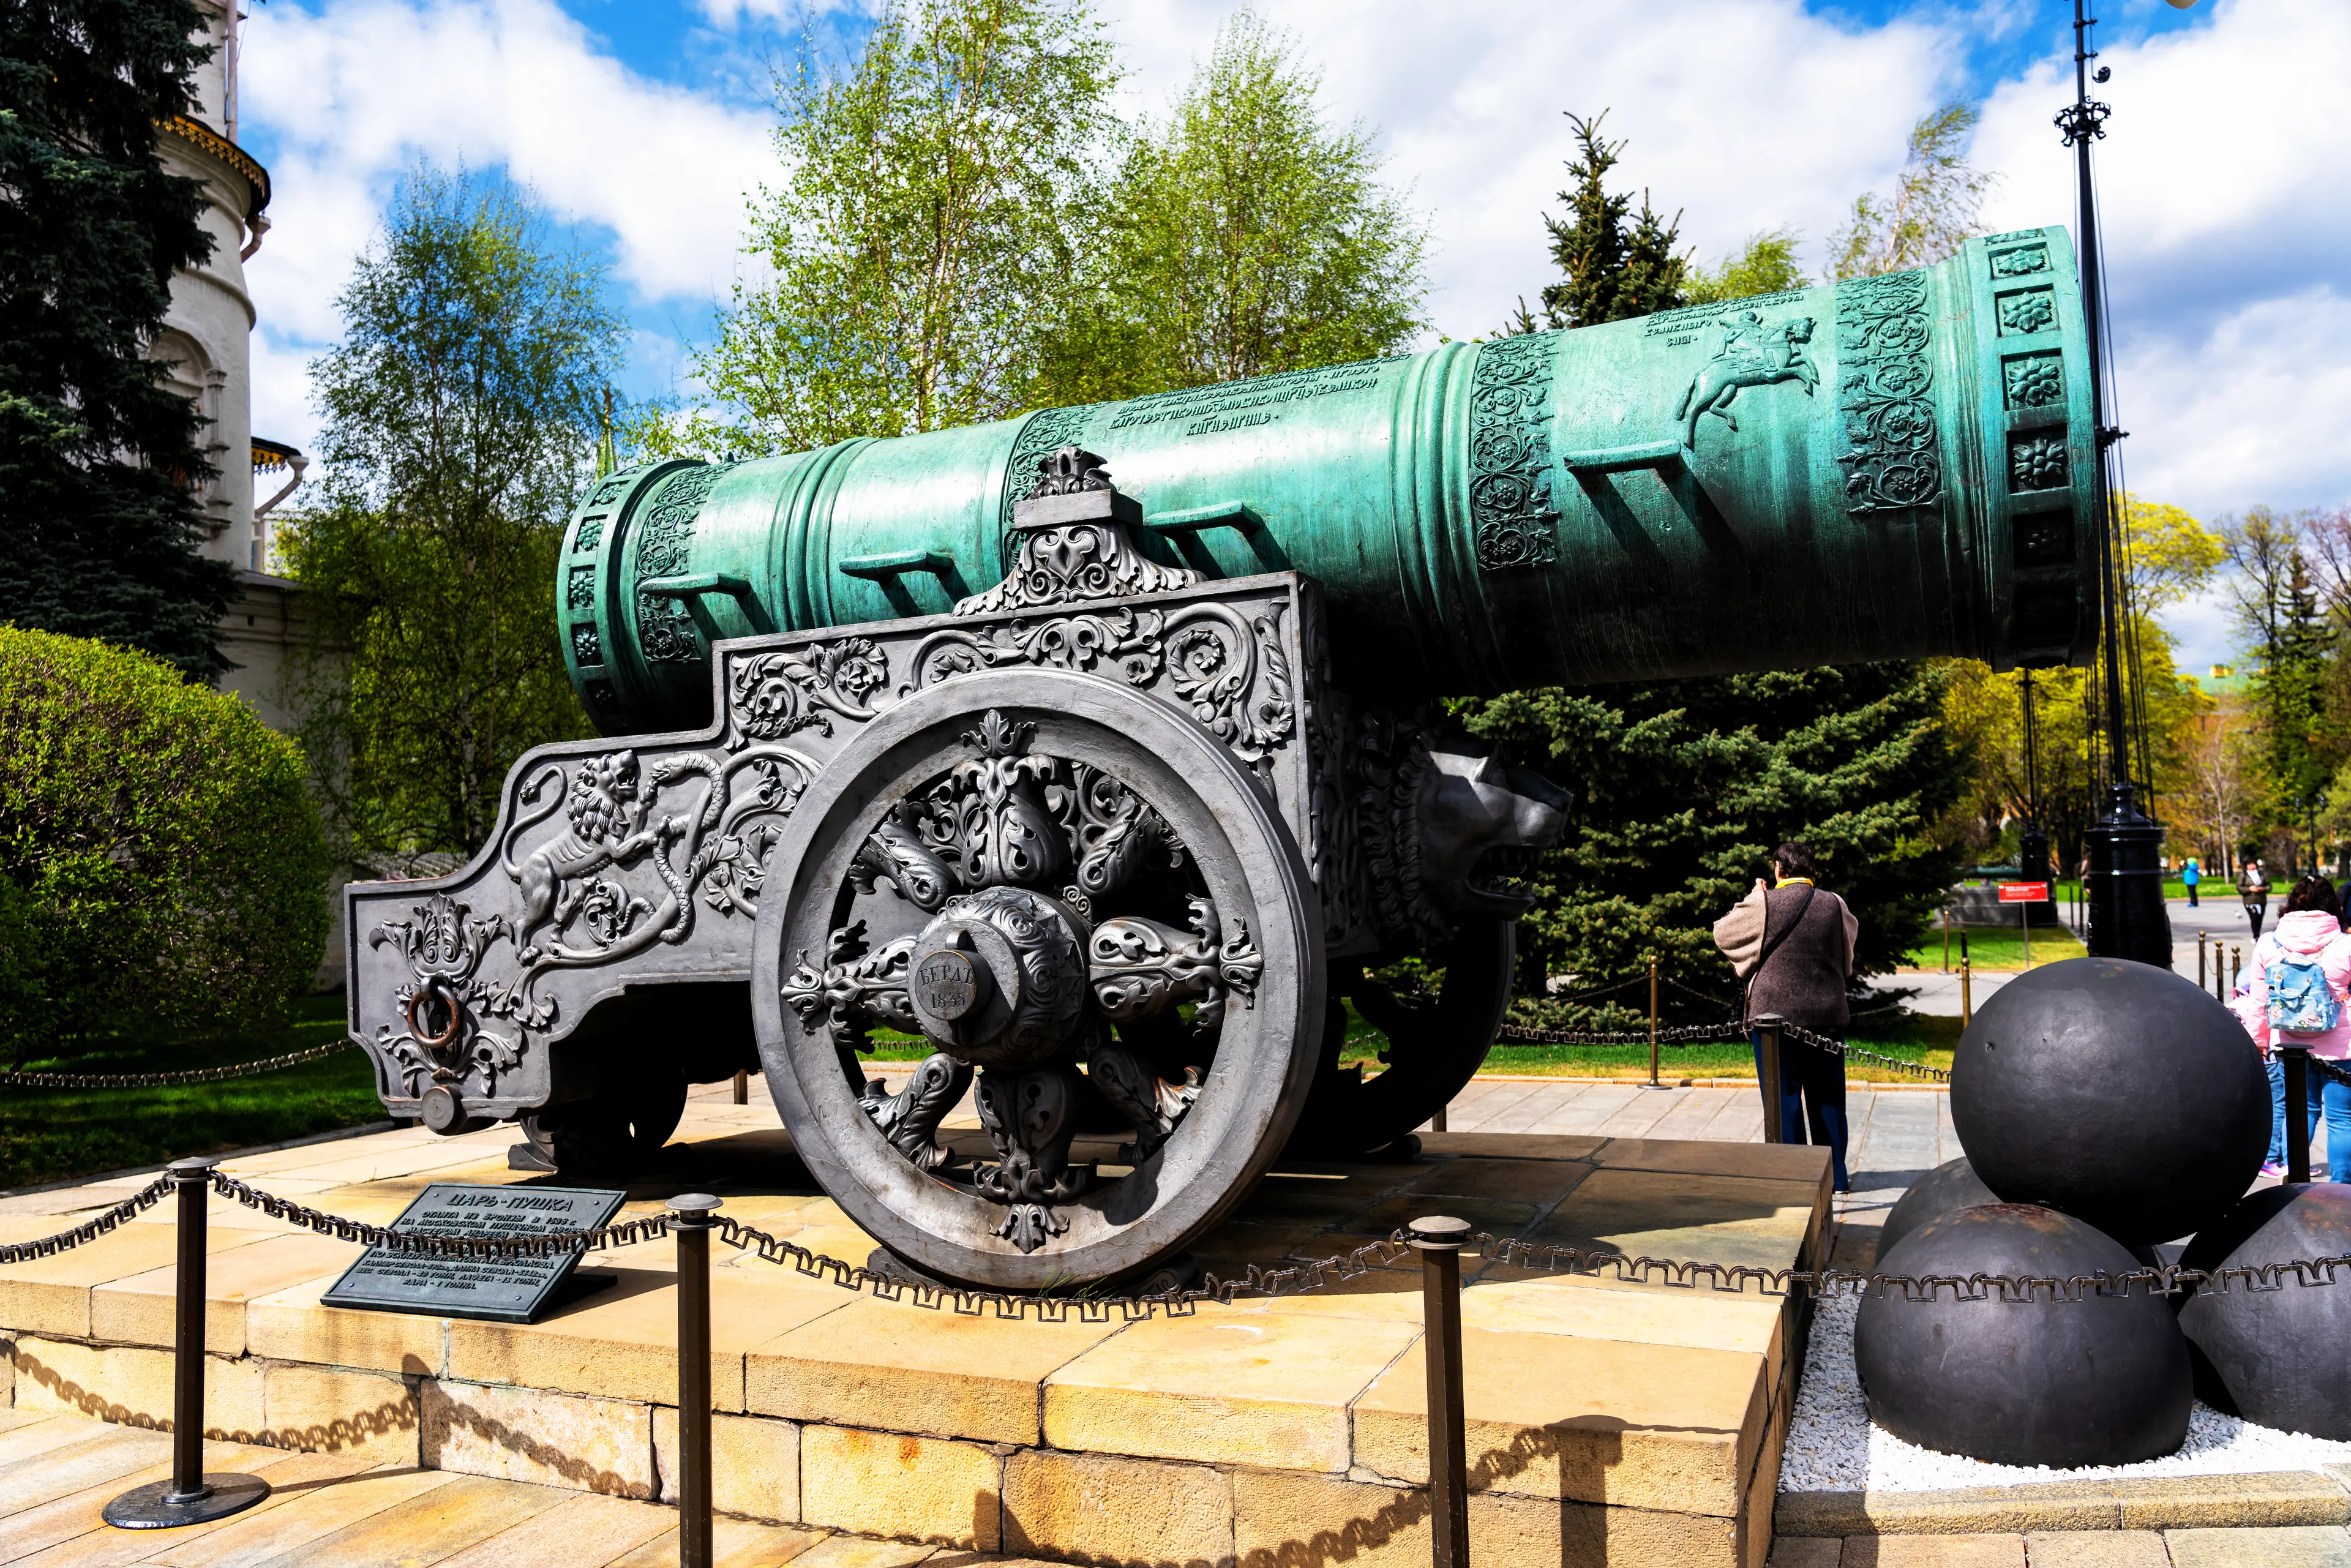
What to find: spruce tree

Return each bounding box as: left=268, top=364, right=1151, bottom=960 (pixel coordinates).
left=1465, top=666, right=1967, bottom=1020
left=0, top=0, right=233, bottom=678
left=1537, top=111, right=1688, bottom=329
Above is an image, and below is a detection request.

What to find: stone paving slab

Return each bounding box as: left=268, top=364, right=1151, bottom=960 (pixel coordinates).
left=1776, top=1471, right=2351, bottom=1538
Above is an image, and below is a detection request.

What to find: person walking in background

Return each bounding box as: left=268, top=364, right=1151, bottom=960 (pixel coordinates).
left=2183, top=856, right=2200, bottom=907
left=1714, top=840, right=1859, bottom=1193
left=2241, top=853, right=2272, bottom=940
left=2231, top=874, right=2351, bottom=1182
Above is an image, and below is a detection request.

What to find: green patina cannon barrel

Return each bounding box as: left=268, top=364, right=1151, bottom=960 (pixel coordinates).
left=563, top=227, right=2098, bottom=735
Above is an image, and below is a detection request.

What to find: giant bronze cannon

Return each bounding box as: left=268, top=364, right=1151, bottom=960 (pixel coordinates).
left=346, top=229, right=2097, bottom=1287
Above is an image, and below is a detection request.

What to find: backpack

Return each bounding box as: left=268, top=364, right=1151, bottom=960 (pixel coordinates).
left=2268, top=950, right=2341, bottom=1036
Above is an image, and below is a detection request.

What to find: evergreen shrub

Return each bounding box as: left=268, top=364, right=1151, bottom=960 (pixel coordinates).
left=0, top=628, right=330, bottom=1062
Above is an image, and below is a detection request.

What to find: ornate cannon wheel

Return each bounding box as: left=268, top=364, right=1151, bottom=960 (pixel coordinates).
left=1286, top=919, right=1517, bottom=1159
left=749, top=668, right=1325, bottom=1290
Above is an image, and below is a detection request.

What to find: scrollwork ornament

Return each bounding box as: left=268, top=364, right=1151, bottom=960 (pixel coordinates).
left=947, top=711, right=1070, bottom=888
left=860, top=1053, right=972, bottom=1172
left=778, top=923, right=918, bottom=1051
left=901, top=608, right=1165, bottom=696
left=1089, top=896, right=1261, bottom=1031
left=726, top=639, right=888, bottom=751
left=367, top=893, right=538, bottom=1094
left=1164, top=605, right=1295, bottom=763
left=973, top=1065, right=1089, bottom=1251
left=1834, top=268, right=1944, bottom=514
left=1469, top=332, right=1561, bottom=570
left=850, top=806, right=962, bottom=913
left=1087, top=1041, right=1201, bottom=1161
left=632, top=462, right=737, bottom=663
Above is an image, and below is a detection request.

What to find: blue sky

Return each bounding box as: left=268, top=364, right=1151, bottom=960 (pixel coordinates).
left=231, top=0, right=2337, bottom=673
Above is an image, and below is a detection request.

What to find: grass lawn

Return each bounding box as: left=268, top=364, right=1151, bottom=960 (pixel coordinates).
left=1469, top=1010, right=1958, bottom=1082
left=1905, top=923, right=2087, bottom=972
left=873, top=1005, right=1957, bottom=1084
left=0, top=994, right=383, bottom=1192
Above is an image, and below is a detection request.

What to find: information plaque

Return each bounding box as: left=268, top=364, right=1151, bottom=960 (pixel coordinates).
left=321, top=1183, right=626, bottom=1324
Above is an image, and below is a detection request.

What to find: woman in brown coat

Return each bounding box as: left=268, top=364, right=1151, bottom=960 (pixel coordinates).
left=1713, top=841, right=1858, bottom=1191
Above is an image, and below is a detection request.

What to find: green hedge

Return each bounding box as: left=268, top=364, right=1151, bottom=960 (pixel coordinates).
left=0, top=627, right=331, bottom=1062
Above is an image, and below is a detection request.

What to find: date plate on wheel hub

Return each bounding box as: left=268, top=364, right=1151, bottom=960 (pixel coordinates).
left=913, top=950, right=981, bottom=1021
left=905, top=887, right=1087, bottom=1071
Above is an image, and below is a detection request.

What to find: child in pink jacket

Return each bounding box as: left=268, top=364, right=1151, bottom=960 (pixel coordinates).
left=2231, top=876, right=2351, bottom=1181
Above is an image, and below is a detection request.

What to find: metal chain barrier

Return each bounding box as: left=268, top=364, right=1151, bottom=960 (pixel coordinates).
left=204, top=1169, right=677, bottom=1259
left=1496, top=1012, right=1951, bottom=1082
left=1475, top=1231, right=2351, bottom=1305
left=0, top=1040, right=357, bottom=1089
left=193, top=1168, right=1415, bottom=1313
left=177, top=1166, right=2339, bottom=1313
left=1495, top=1019, right=1750, bottom=1048
left=0, top=1175, right=174, bottom=1264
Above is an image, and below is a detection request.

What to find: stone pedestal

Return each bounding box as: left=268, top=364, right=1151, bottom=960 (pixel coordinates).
left=0, top=1098, right=1829, bottom=1568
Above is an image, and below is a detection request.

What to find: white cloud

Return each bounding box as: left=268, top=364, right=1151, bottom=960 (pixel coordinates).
left=238, top=0, right=776, bottom=449
left=1097, top=0, right=1965, bottom=336
left=1973, top=0, right=2351, bottom=524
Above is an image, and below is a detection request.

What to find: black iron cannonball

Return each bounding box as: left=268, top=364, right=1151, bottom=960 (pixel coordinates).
left=1877, top=1156, right=1998, bottom=1263
left=2177, top=1184, right=2351, bottom=1438
left=1950, top=958, right=2268, bottom=1244
left=1856, top=1204, right=2191, bottom=1467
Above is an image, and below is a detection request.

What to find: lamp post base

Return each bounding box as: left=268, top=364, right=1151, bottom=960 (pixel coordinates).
left=2085, top=783, right=2173, bottom=968
left=102, top=1474, right=271, bottom=1529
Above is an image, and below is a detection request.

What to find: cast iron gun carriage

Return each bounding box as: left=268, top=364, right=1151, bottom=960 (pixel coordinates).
left=346, top=230, right=2099, bottom=1288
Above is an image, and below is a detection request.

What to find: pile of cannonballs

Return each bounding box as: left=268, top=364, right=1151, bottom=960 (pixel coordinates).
left=1857, top=958, right=2351, bottom=1466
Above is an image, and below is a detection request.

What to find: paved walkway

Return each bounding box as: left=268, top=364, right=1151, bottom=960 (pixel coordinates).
left=0, top=1408, right=1029, bottom=1567
left=1769, top=1525, right=2351, bottom=1565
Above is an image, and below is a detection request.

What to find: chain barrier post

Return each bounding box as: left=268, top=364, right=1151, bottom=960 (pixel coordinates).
left=2197, top=931, right=2206, bottom=992
left=1960, top=949, right=1973, bottom=1028
left=102, top=1160, right=270, bottom=1529
left=1646, top=955, right=1662, bottom=1089
left=1755, top=1015, right=1786, bottom=1146
left=2282, top=1049, right=2313, bottom=1186
left=2232, top=944, right=2243, bottom=999
left=669, top=1193, right=721, bottom=1568
left=1943, top=907, right=1952, bottom=973
left=1409, top=1217, right=1471, bottom=1568
left=731, top=1070, right=748, bottom=1106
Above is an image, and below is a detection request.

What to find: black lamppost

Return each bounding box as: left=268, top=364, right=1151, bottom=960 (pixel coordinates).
left=2066, top=0, right=2173, bottom=967
left=2018, top=669, right=2053, bottom=929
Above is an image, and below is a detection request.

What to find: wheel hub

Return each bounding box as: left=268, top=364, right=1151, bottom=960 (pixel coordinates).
left=906, top=885, right=1088, bottom=1070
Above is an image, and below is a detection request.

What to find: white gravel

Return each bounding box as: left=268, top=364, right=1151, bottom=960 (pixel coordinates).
left=1779, top=1289, right=2351, bottom=1493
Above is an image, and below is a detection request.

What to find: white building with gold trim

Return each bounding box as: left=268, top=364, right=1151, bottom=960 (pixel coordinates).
left=153, top=0, right=311, bottom=731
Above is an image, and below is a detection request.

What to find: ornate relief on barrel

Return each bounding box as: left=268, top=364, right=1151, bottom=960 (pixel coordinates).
left=632, top=462, right=735, bottom=663
left=996, top=406, right=1094, bottom=544
left=1468, top=332, right=1562, bottom=570
left=1832, top=268, right=1943, bottom=516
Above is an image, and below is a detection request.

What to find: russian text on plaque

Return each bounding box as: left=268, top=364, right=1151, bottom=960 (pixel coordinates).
left=321, top=1183, right=626, bottom=1324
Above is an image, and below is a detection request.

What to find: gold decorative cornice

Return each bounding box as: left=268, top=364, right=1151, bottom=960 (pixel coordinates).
left=159, top=114, right=270, bottom=218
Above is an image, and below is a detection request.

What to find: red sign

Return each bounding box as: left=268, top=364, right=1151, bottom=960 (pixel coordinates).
left=1999, top=882, right=2050, bottom=902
